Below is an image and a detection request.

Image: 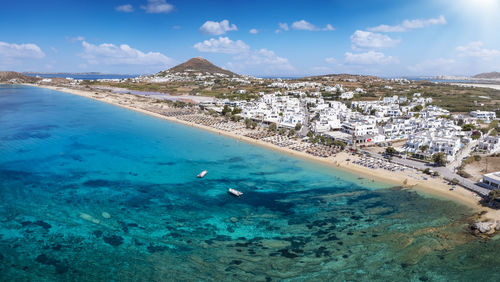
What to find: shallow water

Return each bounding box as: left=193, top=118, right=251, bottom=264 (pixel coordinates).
left=0, top=84, right=499, bottom=281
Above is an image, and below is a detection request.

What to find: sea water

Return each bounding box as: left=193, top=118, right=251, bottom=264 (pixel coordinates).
left=0, top=85, right=499, bottom=281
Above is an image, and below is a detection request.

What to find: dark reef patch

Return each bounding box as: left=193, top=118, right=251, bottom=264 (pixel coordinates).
left=2, top=132, right=51, bottom=141
left=103, top=235, right=124, bottom=246
left=147, top=244, right=169, bottom=253
left=157, top=161, right=176, bottom=166
left=35, top=254, right=69, bottom=274
left=83, top=179, right=114, bottom=187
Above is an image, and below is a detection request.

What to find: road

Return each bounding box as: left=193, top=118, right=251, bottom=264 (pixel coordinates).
left=363, top=150, right=491, bottom=196
left=299, top=101, right=310, bottom=136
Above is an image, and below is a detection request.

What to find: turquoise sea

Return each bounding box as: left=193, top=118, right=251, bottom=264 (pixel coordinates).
left=1, top=84, right=499, bottom=281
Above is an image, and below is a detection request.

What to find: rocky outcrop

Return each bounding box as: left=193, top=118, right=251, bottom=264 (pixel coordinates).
left=0, top=71, right=39, bottom=83
left=470, top=220, right=496, bottom=235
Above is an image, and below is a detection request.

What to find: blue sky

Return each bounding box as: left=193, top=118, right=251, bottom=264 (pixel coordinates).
left=1, top=0, right=499, bottom=76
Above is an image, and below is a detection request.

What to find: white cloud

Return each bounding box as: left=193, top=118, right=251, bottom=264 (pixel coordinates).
left=141, top=0, right=174, bottom=14
left=456, top=41, right=500, bottom=58
left=288, top=20, right=334, bottom=31
left=249, top=28, right=259, bottom=34
left=116, top=4, right=134, bottom=12
left=199, top=20, right=237, bottom=35
left=193, top=37, right=249, bottom=54
left=350, top=30, right=400, bottom=49
left=292, top=20, right=318, bottom=31
left=0, top=41, right=45, bottom=59
left=368, top=15, right=446, bottom=32
left=80, top=41, right=174, bottom=66
left=323, top=24, right=335, bottom=31
left=278, top=22, right=289, bottom=31
left=68, top=36, right=85, bottom=43
left=325, top=57, right=336, bottom=64
left=345, top=51, right=398, bottom=65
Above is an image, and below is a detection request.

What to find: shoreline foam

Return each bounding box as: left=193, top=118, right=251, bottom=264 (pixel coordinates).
left=24, top=84, right=498, bottom=222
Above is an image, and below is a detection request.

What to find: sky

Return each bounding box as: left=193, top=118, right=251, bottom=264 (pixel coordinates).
left=1, top=0, right=499, bottom=77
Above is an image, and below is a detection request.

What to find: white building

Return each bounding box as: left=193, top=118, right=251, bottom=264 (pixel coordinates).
left=405, top=131, right=461, bottom=161
left=479, top=135, right=500, bottom=152
left=470, top=110, right=496, bottom=122
left=340, top=91, right=354, bottom=100
left=482, top=172, right=500, bottom=189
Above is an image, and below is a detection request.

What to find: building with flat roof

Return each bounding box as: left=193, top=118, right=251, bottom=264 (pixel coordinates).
left=482, top=172, right=500, bottom=189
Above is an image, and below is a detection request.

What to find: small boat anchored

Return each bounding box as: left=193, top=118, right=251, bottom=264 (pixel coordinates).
left=228, top=188, right=243, bottom=197
left=197, top=170, right=208, bottom=178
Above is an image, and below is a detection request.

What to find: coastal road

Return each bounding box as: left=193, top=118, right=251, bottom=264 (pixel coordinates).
left=362, top=150, right=491, bottom=196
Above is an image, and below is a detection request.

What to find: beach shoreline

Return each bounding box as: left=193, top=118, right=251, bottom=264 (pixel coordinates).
left=24, top=83, right=499, bottom=222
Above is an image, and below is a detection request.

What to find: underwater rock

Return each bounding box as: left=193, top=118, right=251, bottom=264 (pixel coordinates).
left=101, top=212, right=111, bottom=219
left=230, top=217, right=238, bottom=223
left=103, top=235, right=124, bottom=246
left=35, top=254, right=69, bottom=274
left=147, top=243, right=168, bottom=253
left=260, top=240, right=290, bottom=249
left=79, top=213, right=101, bottom=224
left=278, top=249, right=299, bottom=259
left=20, top=221, right=32, bottom=227
left=34, top=220, right=52, bottom=230
left=495, top=220, right=500, bottom=231
left=92, top=230, right=103, bottom=237
left=19, top=220, right=52, bottom=230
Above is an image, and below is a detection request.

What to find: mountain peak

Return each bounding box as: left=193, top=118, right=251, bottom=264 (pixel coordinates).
left=166, top=57, right=237, bottom=76
left=473, top=71, right=500, bottom=79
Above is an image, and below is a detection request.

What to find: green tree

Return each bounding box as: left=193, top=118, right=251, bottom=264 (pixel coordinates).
left=288, top=129, right=296, bottom=137
left=412, top=105, right=423, bottom=112
left=385, top=146, right=398, bottom=156
left=491, top=129, right=498, bottom=136
left=432, top=152, right=447, bottom=167
left=295, top=122, right=302, bottom=131
left=268, top=122, right=277, bottom=132
left=231, top=115, right=242, bottom=122
left=461, top=124, right=476, bottom=131
left=250, top=121, right=257, bottom=129
left=231, top=107, right=242, bottom=115
left=471, top=131, right=481, bottom=140
left=244, top=118, right=252, bottom=129
left=279, top=128, right=287, bottom=136
left=333, top=140, right=346, bottom=150
left=221, top=105, right=231, bottom=116
left=370, top=109, right=377, bottom=115
left=419, top=145, right=429, bottom=152
left=489, top=120, right=498, bottom=130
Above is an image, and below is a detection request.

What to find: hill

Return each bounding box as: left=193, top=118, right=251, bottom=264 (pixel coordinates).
left=165, top=57, right=237, bottom=76
left=473, top=72, right=500, bottom=79
left=0, top=71, right=39, bottom=83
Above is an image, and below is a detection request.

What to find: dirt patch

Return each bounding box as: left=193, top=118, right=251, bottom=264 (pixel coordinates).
left=464, top=156, right=500, bottom=181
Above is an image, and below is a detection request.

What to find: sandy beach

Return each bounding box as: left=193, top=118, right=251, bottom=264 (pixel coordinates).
left=451, top=83, right=500, bottom=91
left=26, top=84, right=499, bottom=223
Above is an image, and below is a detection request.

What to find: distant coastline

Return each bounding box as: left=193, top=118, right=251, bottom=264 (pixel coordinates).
left=23, top=73, right=139, bottom=80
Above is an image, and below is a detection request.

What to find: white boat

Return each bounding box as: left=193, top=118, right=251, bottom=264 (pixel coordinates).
left=197, top=170, right=208, bottom=178
left=228, top=188, right=243, bottom=197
